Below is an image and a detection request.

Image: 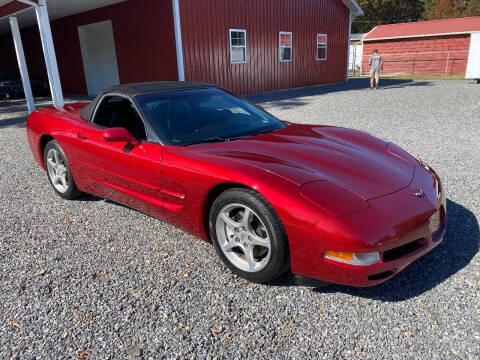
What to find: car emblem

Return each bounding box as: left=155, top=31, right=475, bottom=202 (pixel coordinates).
left=413, top=188, right=426, bottom=198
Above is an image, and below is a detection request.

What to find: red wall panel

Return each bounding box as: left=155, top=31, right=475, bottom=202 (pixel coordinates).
left=362, top=35, right=471, bottom=75
left=0, top=0, right=178, bottom=95
left=179, top=0, right=350, bottom=94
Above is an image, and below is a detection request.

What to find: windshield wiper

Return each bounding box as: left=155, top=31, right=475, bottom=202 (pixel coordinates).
left=182, top=137, right=230, bottom=146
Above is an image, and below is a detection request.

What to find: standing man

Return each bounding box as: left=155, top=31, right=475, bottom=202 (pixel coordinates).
left=369, top=49, right=383, bottom=89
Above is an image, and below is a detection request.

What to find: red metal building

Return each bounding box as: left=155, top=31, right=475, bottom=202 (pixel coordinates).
left=362, top=16, right=480, bottom=76
left=0, top=0, right=362, bottom=99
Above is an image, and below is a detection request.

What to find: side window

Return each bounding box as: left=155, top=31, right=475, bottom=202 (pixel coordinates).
left=316, top=34, right=327, bottom=61
left=92, top=96, right=147, bottom=140
left=279, top=32, right=292, bottom=62
left=230, top=29, right=247, bottom=64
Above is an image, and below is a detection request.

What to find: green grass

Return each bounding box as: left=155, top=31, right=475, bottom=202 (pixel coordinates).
left=353, top=74, right=466, bottom=81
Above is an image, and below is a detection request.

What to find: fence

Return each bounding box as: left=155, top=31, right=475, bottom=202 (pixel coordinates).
left=349, top=50, right=469, bottom=76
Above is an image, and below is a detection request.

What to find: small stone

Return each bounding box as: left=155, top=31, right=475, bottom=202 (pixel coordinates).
left=126, top=344, right=142, bottom=357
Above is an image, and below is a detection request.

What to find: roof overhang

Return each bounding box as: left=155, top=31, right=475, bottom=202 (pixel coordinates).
left=363, top=31, right=473, bottom=42
left=0, top=0, right=127, bottom=34
left=342, top=0, right=363, bottom=16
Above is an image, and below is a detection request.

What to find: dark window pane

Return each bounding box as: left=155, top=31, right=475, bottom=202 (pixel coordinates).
left=281, top=47, right=292, bottom=61
left=317, top=46, right=326, bottom=60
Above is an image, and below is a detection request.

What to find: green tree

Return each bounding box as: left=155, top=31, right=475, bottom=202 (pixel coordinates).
left=423, top=0, right=464, bottom=19
left=463, top=0, right=480, bottom=16
left=352, top=0, right=424, bottom=33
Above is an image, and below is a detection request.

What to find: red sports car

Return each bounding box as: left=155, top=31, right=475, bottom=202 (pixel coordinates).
left=26, top=82, right=446, bottom=286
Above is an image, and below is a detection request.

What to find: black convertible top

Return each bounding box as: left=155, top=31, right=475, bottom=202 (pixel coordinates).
left=79, top=81, right=217, bottom=121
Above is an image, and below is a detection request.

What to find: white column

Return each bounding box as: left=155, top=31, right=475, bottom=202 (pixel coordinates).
left=9, top=16, right=35, bottom=114
left=172, top=0, right=185, bottom=81
left=346, top=11, right=352, bottom=82
left=34, top=0, right=64, bottom=108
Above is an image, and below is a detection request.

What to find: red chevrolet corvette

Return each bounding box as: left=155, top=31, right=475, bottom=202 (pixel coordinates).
left=26, top=82, right=446, bottom=286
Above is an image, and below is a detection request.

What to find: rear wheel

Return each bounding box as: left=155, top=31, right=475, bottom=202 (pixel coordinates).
left=209, top=188, right=289, bottom=283
left=43, top=140, right=82, bottom=199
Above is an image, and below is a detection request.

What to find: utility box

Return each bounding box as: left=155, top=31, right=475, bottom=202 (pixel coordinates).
left=466, top=32, right=480, bottom=82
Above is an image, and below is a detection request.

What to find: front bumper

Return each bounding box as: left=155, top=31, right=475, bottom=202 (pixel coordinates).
left=289, top=165, right=447, bottom=287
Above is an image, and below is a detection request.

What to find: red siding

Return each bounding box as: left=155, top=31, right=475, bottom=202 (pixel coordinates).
left=362, top=35, right=471, bottom=75
left=0, top=0, right=178, bottom=95
left=179, top=0, right=350, bottom=94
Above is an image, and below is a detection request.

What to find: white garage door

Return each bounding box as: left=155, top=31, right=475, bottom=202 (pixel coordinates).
left=78, top=20, right=120, bottom=96
left=466, top=32, right=480, bottom=80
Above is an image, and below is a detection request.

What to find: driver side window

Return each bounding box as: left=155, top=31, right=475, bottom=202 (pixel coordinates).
left=93, top=95, right=147, bottom=140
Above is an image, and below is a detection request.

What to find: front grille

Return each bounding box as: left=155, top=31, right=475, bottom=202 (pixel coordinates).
left=383, top=238, right=426, bottom=262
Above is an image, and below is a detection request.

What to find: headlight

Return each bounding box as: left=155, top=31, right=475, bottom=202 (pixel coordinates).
left=324, top=251, right=380, bottom=266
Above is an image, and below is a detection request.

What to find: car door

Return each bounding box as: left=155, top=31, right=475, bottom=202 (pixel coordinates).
left=70, top=94, right=164, bottom=217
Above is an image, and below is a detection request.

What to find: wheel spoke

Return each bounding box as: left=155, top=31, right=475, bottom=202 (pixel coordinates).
left=244, top=246, right=257, bottom=271
left=220, top=211, right=240, bottom=230
left=250, top=233, right=270, bottom=249
left=47, top=159, right=56, bottom=169
left=53, top=150, right=60, bottom=164
left=221, top=239, right=237, bottom=252
left=241, top=207, right=251, bottom=228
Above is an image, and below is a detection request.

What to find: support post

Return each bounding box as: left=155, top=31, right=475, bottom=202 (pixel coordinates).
left=346, top=11, right=352, bottom=82
left=172, top=0, right=185, bottom=81
left=9, top=16, right=35, bottom=114
left=445, top=49, right=450, bottom=75
left=23, top=0, right=64, bottom=108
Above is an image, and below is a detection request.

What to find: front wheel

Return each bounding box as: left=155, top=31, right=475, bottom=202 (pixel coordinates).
left=209, top=188, right=289, bottom=283
left=43, top=139, right=82, bottom=200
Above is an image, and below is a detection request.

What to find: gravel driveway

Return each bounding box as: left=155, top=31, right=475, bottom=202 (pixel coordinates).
left=0, top=79, right=479, bottom=359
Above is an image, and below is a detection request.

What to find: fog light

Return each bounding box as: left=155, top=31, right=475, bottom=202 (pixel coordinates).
left=430, top=209, right=441, bottom=233
left=324, top=251, right=380, bottom=266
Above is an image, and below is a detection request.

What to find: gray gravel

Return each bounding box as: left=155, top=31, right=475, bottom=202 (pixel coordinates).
left=0, top=79, right=479, bottom=359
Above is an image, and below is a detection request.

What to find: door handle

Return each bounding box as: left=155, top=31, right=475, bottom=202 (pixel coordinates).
left=77, top=132, right=88, bottom=140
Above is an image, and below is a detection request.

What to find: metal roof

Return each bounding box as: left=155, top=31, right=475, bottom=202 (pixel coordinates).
left=0, top=0, right=127, bottom=33
left=363, top=16, right=480, bottom=42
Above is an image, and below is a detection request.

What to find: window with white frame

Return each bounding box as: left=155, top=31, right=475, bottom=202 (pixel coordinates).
left=316, top=34, right=327, bottom=60
left=230, top=29, right=247, bottom=63
left=279, top=32, right=292, bottom=62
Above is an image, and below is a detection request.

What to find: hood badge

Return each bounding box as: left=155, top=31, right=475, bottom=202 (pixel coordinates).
left=413, top=188, right=427, bottom=199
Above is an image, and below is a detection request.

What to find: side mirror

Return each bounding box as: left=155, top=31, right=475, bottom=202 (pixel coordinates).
left=101, top=127, right=140, bottom=147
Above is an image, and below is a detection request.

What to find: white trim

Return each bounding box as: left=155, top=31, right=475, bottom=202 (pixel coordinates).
left=279, top=31, right=292, bottom=62
left=9, top=16, right=35, bottom=114
left=346, top=12, right=351, bottom=81
left=363, top=31, right=474, bottom=42
left=341, top=0, right=363, bottom=16
left=229, top=29, right=247, bottom=64
left=172, top=0, right=185, bottom=81
left=316, top=33, right=328, bottom=61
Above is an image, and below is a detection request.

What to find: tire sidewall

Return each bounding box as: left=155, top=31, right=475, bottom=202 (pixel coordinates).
left=209, top=188, right=288, bottom=283
left=43, top=140, right=79, bottom=199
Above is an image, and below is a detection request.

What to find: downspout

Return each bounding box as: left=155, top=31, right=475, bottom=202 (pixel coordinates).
left=172, top=0, right=185, bottom=81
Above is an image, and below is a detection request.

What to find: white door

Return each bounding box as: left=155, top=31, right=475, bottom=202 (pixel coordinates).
left=466, top=32, right=480, bottom=80
left=78, top=20, right=120, bottom=96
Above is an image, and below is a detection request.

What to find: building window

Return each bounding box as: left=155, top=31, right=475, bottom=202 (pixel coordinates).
left=230, top=29, right=247, bottom=63
left=316, top=34, right=327, bottom=60
left=279, top=32, right=292, bottom=62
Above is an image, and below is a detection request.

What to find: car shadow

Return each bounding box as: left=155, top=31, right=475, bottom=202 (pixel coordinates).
left=269, top=198, right=479, bottom=302
left=246, top=78, right=433, bottom=110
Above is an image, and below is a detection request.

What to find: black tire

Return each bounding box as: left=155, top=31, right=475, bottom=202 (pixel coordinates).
left=43, top=139, right=82, bottom=200
left=209, top=188, right=289, bottom=283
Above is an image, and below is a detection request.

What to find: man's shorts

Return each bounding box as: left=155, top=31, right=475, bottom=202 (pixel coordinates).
left=370, top=69, right=380, bottom=79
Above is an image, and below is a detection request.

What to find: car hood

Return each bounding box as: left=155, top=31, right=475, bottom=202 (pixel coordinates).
left=192, top=124, right=415, bottom=200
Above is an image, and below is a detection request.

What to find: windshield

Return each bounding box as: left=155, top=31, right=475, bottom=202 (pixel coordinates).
left=135, top=88, right=285, bottom=146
